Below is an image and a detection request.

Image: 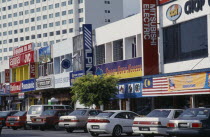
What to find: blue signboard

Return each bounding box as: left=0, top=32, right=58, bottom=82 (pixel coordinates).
left=83, top=24, right=93, bottom=75
left=22, top=79, right=36, bottom=92
left=116, top=81, right=142, bottom=99
left=70, top=70, right=85, bottom=86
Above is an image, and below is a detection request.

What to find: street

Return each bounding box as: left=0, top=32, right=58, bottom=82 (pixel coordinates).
left=1, top=128, right=141, bottom=137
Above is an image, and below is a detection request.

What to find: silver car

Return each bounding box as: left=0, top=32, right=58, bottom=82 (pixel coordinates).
left=59, top=109, right=101, bottom=133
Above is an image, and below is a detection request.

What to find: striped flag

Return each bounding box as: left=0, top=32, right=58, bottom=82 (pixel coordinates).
left=142, top=77, right=169, bottom=96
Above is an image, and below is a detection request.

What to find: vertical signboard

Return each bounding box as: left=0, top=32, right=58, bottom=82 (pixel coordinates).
left=5, top=69, right=10, bottom=83
left=30, top=63, right=36, bottom=78
left=83, top=24, right=93, bottom=75
left=10, top=81, right=21, bottom=94
left=142, top=0, right=159, bottom=75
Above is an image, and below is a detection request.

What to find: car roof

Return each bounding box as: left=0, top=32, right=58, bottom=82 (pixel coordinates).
left=30, top=105, right=69, bottom=106
left=154, top=109, right=183, bottom=110
left=103, top=110, right=134, bottom=113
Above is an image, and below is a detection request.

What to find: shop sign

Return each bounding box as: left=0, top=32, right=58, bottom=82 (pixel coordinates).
left=142, top=0, right=159, bottom=75
left=116, top=81, right=142, bottom=99
left=0, top=84, right=10, bottom=95
left=9, top=51, right=35, bottom=68
left=158, top=0, right=176, bottom=5
left=184, top=0, right=205, bottom=15
left=70, top=70, right=85, bottom=86
left=95, top=57, right=142, bottom=79
left=83, top=24, right=93, bottom=75
left=54, top=73, right=70, bottom=88
left=18, top=93, right=24, bottom=99
left=142, top=72, right=210, bottom=96
left=13, top=43, right=33, bottom=56
left=22, top=79, right=35, bottom=92
left=30, top=63, right=36, bottom=78
left=10, top=81, right=21, bottom=94
left=39, top=46, right=51, bottom=63
left=36, top=76, right=54, bottom=90
left=5, top=69, right=10, bottom=83
left=166, top=4, right=182, bottom=21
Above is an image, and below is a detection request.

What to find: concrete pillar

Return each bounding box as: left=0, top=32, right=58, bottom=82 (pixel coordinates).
left=119, top=99, right=122, bottom=110
left=191, top=95, right=195, bottom=108
left=126, top=98, right=130, bottom=111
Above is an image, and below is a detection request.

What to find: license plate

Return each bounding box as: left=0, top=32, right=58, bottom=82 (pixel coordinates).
left=10, top=123, right=14, bottom=125
left=179, top=123, right=188, bottom=127
left=139, top=127, right=150, bottom=131
left=92, top=125, right=99, bottom=129
left=64, top=124, right=69, bottom=127
left=36, top=119, right=42, bottom=122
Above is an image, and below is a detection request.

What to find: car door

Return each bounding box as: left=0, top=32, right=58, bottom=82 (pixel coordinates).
left=125, top=112, right=138, bottom=132
left=114, top=112, right=128, bottom=132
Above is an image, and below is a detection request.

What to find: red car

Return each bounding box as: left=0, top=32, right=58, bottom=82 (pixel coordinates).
left=31, top=109, right=70, bottom=131
left=6, top=111, right=27, bottom=130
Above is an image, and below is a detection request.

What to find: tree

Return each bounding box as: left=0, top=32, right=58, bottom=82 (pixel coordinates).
left=71, top=73, right=119, bottom=107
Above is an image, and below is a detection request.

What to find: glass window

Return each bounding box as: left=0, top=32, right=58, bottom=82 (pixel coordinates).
left=8, top=22, right=12, bottom=26
left=69, top=19, right=73, bottom=23
left=49, top=32, right=54, bottom=36
left=31, top=18, right=35, bottom=22
left=179, top=109, right=210, bottom=118
left=62, top=29, right=67, bottom=34
left=50, top=41, right=54, bottom=45
left=3, top=23, right=7, bottom=27
left=55, top=3, right=59, bottom=8
left=24, top=1, right=29, bottom=6
left=28, top=106, right=42, bottom=115
left=43, top=33, right=47, bottom=37
left=62, top=2, right=66, bottom=6
left=69, top=28, right=73, bottom=33
left=13, top=13, right=18, bottom=17
left=49, top=4, right=53, bottom=9
left=25, top=27, right=29, bottom=32
left=3, top=40, right=7, bottom=44
left=62, top=11, right=66, bottom=16
left=14, top=30, right=18, bottom=34
left=31, top=26, right=35, bottom=31
left=56, top=40, right=60, bottom=43
left=14, top=21, right=18, bottom=25
left=9, top=39, right=13, bottom=43
left=37, top=25, right=41, bottom=30
left=56, top=30, right=60, bottom=35
left=3, top=15, right=6, bottom=19
left=3, top=32, right=7, bottom=36
left=8, top=6, right=11, bottom=10
left=43, top=15, right=47, bottom=20
left=8, top=31, right=12, bottom=35
left=31, top=35, right=35, bottom=39
left=49, top=14, right=53, bottom=18
left=30, top=9, right=35, bottom=13
left=78, top=8, right=83, bottom=13
left=36, top=0, right=40, bottom=3
left=147, top=110, right=171, bottom=118
left=4, top=56, right=7, bottom=60
left=25, top=19, right=29, bottom=23
left=13, top=4, right=17, bottom=9
left=68, top=0, right=73, bottom=5
left=19, top=20, right=23, bottom=24
left=19, top=3, right=23, bottom=7
left=69, top=110, right=87, bottom=116
left=30, top=0, right=35, bottom=5
left=62, top=20, right=66, bottom=25
left=49, top=23, right=53, bottom=27
left=55, top=12, right=60, bottom=17
left=20, top=37, right=24, bottom=41
left=37, top=16, right=41, bottom=21
left=42, top=6, right=47, bottom=11
left=79, top=17, right=83, bottom=22
left=163, top=16, right=208, bottom=64
left=8, top=14, right=12, bottom=18
left=43, top=24, right=47, bottom=28
left=78, top=0, right=83, bottom=4
left=36, top=7, right=41, bottom=12
left=55, top=21, right=60, bottom=26
left=68, top=9, right=73, bottom=14
left=9, top=47, right=13, bottom=51
left=26, top=36, right=30, bottom=40
left=20, top=28, right=23, bottom=33
left=25, top=10, right=29, bottom=15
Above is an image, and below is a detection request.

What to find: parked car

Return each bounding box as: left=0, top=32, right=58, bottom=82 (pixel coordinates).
left=132, top=109, right=183, bottom=137
left=167, top=108, right=210, bottom=137
left=87, top=110, right=139, bottom=137
left=31, top=109, right=70, bottom=131
left=0, top=110, right=19, bottom=127
left=26, top=104, right=72, bottom=127
left=6, top=111, right=27, bottom=130
left=59, top=109, right=101, bottom=133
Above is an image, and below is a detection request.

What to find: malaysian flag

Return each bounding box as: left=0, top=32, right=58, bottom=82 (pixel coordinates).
left=142, top=77, right=169, bottom=96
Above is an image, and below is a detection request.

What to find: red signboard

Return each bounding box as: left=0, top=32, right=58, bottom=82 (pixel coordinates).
left=158, top=0, right=176, bottom=5
left=142, top=0, right=159, bottom=75
left=9, top=51, right=35, bottom=68
left=5, top=69, right=10, bottom=83
left=13, top=43, right=33, bottom=56
left=30, top=62, right=36, bottom=78
left=10, top=81, right=21, bottom=94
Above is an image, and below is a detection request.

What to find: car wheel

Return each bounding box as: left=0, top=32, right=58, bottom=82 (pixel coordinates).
left=12, top=127, right=18, bottom=130
left=84, top=124, right=88, bottom=133
left=66, top=128, right=74, bottom=133
left=90, top=132, right=99, bottom=137
left=112, top=125, right=122, bottom=137
left=54, top=123, right=59, bottom=130
left=40, top=127, right=45, bottom=131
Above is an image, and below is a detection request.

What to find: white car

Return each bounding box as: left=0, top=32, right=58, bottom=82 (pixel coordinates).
left=87, top=110, right=139, bottom=137
left=132, top=109, right=183, bottom=137
left=59, top=109, right=101, bottom=133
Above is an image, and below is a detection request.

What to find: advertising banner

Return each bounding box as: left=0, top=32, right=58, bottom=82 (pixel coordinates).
left=30, top=63, right=36, bottom=78
left=10, top=81, right=21, bottom=94
left=39, top=46, right=51, bottom=63
left=142, top=0, right=159, bottom=75
left=54, top=73, right=70, bottom=88
left=70, top=70, right=85, bottom=86
left=142, top=72, right=210, bottom=96
left=36, top=76, right=54, bottom=90
left=0, top=84, right=10, bottom=95
left=158, top=0, right=176, bottom=5
left=22, top=79, right=35, bottom=92
left=95, top=57, right=142, bottom=79
left=13, top=43, right=33, bottom=56
left=9, top=51, right=35, bottom=68
left=83, top=24, right=93, bottom=75
left=117, top=81, right=142, bottom=99
left=18, top=93, right=25, bottom=99
left=5, top=69, right=10, bottom=83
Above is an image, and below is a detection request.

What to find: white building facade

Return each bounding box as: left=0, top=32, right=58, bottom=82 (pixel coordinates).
left=0, top=0, right=140, bottom=61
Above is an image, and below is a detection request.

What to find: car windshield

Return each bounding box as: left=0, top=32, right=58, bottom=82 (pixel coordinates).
left=13, top=111, right=26, bottom=116
left=28, top=106, right=42, bottom=115
left=179, top=109, right=210, bottom=118
left=69, top=110, right=87, bottom=116
left=147, top=110, right=171, bottom=118
left=96, top=112, right=115, bottom=118
left=41, top=110, right=57, bottom=116
left=0, top=111, right=10, bottom=117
